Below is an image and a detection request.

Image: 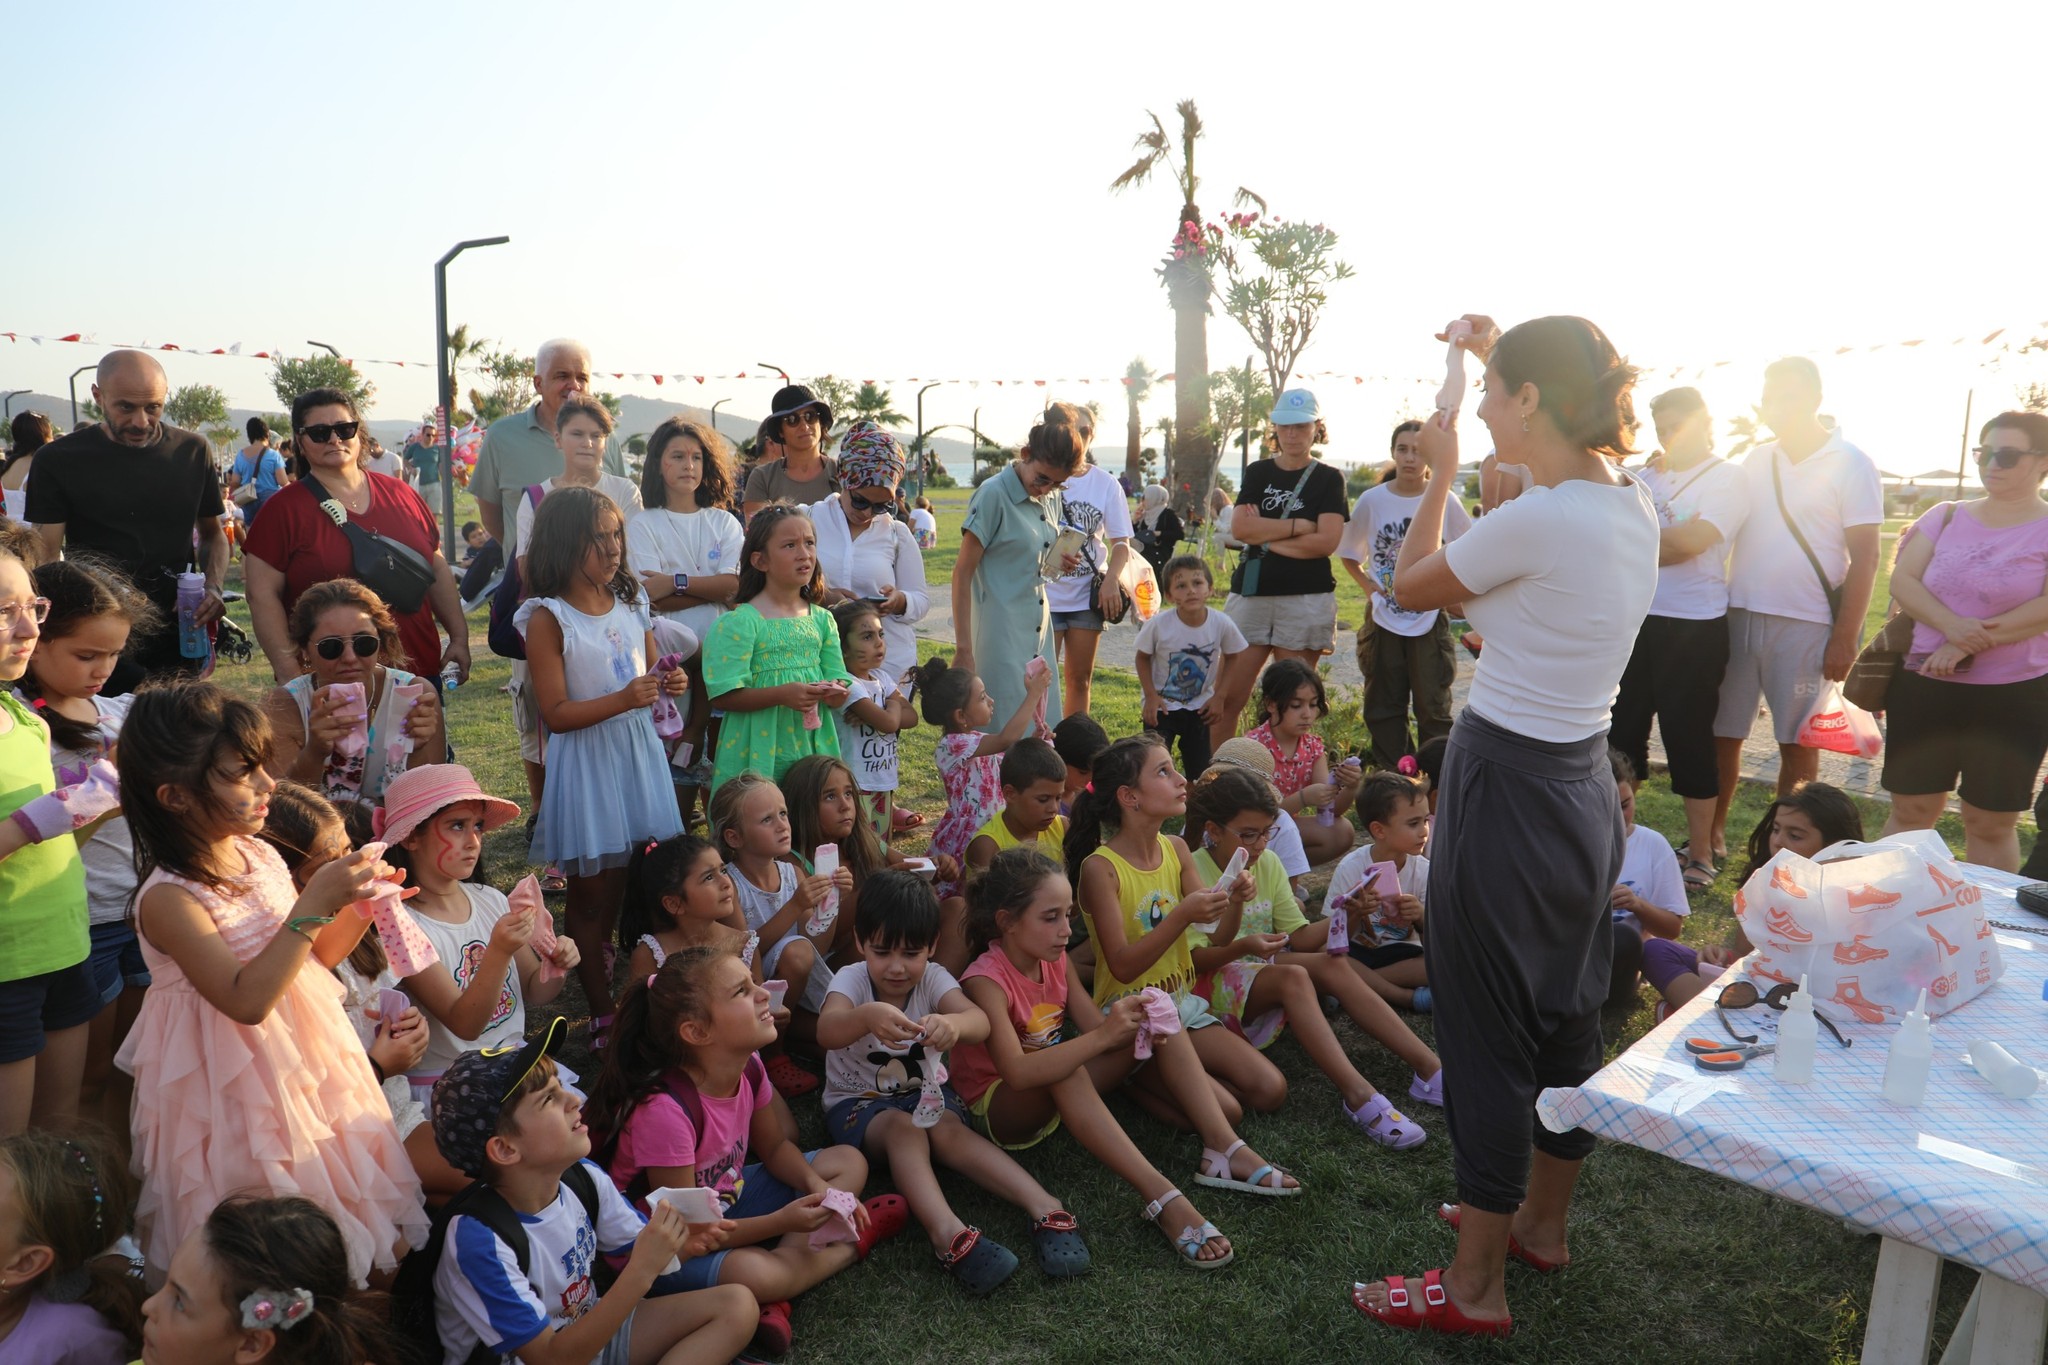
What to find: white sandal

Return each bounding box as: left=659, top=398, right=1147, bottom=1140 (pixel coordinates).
left=1192, top=1138, right=1300, bottom=1196
left=1141, top=1187, right=1234, bottom=1270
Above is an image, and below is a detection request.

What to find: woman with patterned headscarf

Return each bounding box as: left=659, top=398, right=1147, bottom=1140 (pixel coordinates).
left=808, top=420, right=929, bottom=679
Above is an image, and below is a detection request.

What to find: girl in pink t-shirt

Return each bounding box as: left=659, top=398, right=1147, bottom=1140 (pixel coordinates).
left=585, top=946, right=903, bottom=1354
left=913, top=658, right=1054, bottom=901
left=956, top=848, right=1279, bottom=1271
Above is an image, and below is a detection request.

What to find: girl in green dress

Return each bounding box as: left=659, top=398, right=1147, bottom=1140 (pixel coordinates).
left=703, top=505, right=856, bottom=791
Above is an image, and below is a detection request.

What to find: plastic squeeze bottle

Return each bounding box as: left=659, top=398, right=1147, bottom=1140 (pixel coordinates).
left=804, top=845, right=840, bottom=936
left=1775, top=974, right=1818, bottom=1084
left=1881, top=989, right=1933, bottom=1106
left=1326, top=892, right=1351, bottom=957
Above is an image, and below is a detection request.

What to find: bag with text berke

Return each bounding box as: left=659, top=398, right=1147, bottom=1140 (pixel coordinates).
left=1733, top=829, right=2004, bottom=1021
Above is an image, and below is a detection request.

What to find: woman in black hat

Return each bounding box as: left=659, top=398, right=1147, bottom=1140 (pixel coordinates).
left=741, top=385, right=839, bottom=523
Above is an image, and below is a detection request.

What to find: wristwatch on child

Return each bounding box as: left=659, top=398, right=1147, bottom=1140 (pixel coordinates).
left=673, top=573, right=690, bottom=595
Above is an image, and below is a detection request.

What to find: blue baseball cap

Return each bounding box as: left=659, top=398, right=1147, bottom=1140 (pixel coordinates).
left=431, top=1017, right=569, bottom=1177
left=1271, top=389, right=1322, bottom=425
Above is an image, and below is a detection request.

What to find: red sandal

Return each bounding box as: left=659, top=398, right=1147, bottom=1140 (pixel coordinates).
left=1435, top=1203, right=1569, bottom=1273
left=1351, top=1269, right=1513, bottom=1337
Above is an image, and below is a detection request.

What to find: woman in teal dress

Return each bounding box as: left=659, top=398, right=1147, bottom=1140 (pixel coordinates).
left=702, top=504, right=855, bottom=789
left=950, top=405, right=1094, bottom=727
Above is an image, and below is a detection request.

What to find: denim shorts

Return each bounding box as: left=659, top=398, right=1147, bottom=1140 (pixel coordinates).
left=86, top=920, right=151, bottom=1007
left=825, top=1086, right=967, bottom=1146
left=1050, top=606, right=1105, bottom=632
left=643, top=1151, right=819, bottom=1295
left=0, top=960, right=102, bottom=1064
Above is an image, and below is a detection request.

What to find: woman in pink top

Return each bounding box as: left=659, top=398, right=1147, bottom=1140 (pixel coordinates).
left=1882, top=410, right=2048, bottom=869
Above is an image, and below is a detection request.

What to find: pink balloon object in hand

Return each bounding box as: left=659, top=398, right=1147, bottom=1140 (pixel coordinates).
left=509, top=874, right=564, bottom=982
left=326, top=682, right=369, bottom=757
left=808, top=1187, right=862, bottom=1249
left=1435, top=319, right=1474, bottom=428
left=1131, top=986, right=1184, bottom=1059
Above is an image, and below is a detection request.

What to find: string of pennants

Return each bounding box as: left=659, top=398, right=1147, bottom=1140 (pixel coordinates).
left=5, top=325, right=2043, bottom=391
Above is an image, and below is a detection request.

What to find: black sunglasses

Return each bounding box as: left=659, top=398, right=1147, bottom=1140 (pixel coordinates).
left=844, top=490, right=894, bottom=514
left=314, top=632, right=380, bottom=661
left=1973, top=446, right=2039, bottom=470
left=1717, top=980, right=1850, bottom=1049
left=298, top=420, right=361, bottom=444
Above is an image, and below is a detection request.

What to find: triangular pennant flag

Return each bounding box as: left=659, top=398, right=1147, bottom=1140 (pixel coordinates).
left=653, top=374, right=664, bottom=385
left=694, top=375, right=705, bottom=384
left=58, top=334, right=81, bottom=342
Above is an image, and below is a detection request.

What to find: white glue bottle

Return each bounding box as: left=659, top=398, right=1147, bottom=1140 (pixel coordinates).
left=804, top=845, right=840, bottom=937
left=1775, top=974, right=1818, bottom=1085
left=1881, top=989, right=1932, bottom=1106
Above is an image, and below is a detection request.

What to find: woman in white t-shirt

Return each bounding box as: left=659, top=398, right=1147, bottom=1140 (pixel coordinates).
left=1045, top=453, right=1132, bottom=718
left=806, top=421, right=930, bottom=681
left=1352, top=315, right=1658, bottom=1341
left=1609, top=387, right=1749, bottom=887
left=627, top=418, right=743, bottom=808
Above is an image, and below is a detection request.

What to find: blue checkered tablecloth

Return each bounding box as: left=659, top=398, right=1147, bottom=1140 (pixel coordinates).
left=1538, top=866, right=2048, bottom=1294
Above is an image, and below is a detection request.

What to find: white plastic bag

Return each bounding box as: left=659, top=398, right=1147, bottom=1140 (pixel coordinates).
left=1733, top=829, right=2004, bottom=1020
left=1795, top=680, right=1882, bottom=758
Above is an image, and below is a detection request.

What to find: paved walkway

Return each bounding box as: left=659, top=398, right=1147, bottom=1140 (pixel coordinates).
left=915, top=598, right=1898, bottom=801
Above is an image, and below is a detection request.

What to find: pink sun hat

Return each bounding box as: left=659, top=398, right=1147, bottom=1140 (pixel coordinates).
left=374, top=764, right=522, bottom=846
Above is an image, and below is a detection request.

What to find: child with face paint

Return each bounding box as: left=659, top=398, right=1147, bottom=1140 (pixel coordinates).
left=377, top=765, right=580, bottom=1107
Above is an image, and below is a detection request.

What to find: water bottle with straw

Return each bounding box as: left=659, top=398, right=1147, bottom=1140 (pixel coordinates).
left=176, top=567, right=209, bottom=660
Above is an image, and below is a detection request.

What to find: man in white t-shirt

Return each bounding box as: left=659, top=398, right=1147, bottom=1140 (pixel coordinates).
left=1338, top=421, right=1472, bottom=767
left=1611, top=388, right=1750, bottom=885
left=1713, top=358, right=1883, bottom=851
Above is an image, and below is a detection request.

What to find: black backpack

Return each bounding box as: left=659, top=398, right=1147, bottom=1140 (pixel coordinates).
left=486, top=485, right=547, bottom=660
left=390, top=1162, right=605, bottom=1365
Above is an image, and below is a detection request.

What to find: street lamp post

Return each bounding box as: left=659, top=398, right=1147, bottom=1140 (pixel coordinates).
left=67, top=366, right=95, bottom=427
left=912, top=381, right=943, bottom=501
left=1, top=390, right=27, bottom=424
left=307, top=340, right=340, bottom=358
left=710, top=399, right=729, bottom=438
left=756, top=363, right=790, bottom=387
left=435, top=236, right=510, bottom=559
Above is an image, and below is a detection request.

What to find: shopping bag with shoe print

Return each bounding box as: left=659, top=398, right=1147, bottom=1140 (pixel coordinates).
left=1793, top=680, right=1883, bottom=758
left=1732, top=829, right=2003, bottom=1021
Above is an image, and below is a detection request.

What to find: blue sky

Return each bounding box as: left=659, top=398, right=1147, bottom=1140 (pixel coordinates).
left=5, top=0, right=2045, bottom=474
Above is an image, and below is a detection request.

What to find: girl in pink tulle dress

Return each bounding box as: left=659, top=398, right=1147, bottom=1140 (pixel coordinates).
left=113, top=681, right=427, bottom=1285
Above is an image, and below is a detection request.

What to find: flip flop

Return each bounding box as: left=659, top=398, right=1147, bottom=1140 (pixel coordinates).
left=1435, top=1202, right=1569, bottom=1272
left=1351, top=1269, right=1513, bottom=1337
left=1682, top=859, right=1718, bottom=890
left=891, top=807, right=927, bottom=830
left=1192, top=1139, right=1299, bottom=1196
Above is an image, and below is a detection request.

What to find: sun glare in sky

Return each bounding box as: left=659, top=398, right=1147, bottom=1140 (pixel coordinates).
left=4, top=0, right=2045, bottom=480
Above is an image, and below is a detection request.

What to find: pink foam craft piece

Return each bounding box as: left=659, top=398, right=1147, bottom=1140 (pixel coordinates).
left=912, top=1053, right=950, bottom=1129
left=508, top=874, right=564, bottom=981
left=1131, top=985, right=1183, bottom=1060
left=650, top=653, right=687, bottom=742
left=9, top=758, right=122, bottom=843
left=808, top=1187, right=862, bottom=1250
left=326, top=682, right=369, bottom=757
left=354, top=840, right=438, bottom=977
left=1435, top=319, right=1473, bottom=429
left=1025, top=656, right=1050, bottom=732
left=382, top=681, right=428, bottom=772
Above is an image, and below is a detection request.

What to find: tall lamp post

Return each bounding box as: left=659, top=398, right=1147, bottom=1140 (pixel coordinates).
left=756, top=362, right=790, bottom=388
left=67, top=366, right=95, bottom=427
left=307, top=340, right=340, bottom=358
left=911, top=381, right=944, bottom=501
left=434, top=236, right=510, bottom=559
left=710, top=398, right=730, bottom=438
left=1, top=390, right=27, bottom=424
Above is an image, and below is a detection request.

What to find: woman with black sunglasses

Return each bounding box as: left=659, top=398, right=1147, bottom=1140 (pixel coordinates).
left=243, top=387, right=469, bottom=686
left=807, top=421, right=929, bottom=679
left=259, top=578, right=444, bottom=803
left=1879, top=410, right=2048, bottom=870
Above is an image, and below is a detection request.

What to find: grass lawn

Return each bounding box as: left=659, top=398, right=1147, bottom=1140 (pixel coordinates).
left=209, top=482, right=2014, bottom=1364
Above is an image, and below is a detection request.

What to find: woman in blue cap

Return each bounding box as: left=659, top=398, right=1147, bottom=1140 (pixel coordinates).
left=1213, top=387, right=1352, bottom=753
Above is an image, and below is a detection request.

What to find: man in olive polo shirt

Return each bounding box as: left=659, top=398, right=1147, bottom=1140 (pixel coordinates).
left=469, top=338, right=626, bottom=556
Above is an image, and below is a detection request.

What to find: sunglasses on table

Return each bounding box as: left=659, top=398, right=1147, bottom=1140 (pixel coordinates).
left=1716, top=980, right=1850, bottom=1049
left=313, top=633, right=380, bottom=661
left=1973, top=446, right=2041, bottom=469
left=297, top=420, right=361, bottom=444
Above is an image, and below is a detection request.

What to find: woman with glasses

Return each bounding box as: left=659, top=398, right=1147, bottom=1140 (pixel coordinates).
left=259, top=578, right=444, bottom=804
left=244, top=388, right=469, bottom=685
left=951, top=405, right=1091, bottom=727
left=1878, top=410, right=2048, bottom=869
left=741, top=384, right=839, bottom=524
left=807, top=421, right=929, bottom=679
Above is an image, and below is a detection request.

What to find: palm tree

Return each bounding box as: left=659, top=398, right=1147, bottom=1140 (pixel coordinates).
left=1725, top=405, right=1769, bottom=457
left=1122, top=357, right=1156, bottom=488
left=445, top=323, right=492, bottom=424
left=1112, top=99, right=1209, bottom=511
left=848, top=382, right=907, bottom=430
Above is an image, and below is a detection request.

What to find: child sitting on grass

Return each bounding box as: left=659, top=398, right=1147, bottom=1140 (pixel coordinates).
left=428, top=1019, right=754, bottom=1365
left=964, top=738, right=1069, bottom=875
left=1051, top=713, right=1108, bottom=819
left=1327, top=770, right=1437, bottom=1013
left=1605, top=750, right=1688, bottom=1011
left=817, top=870, right=1077, bottom=1296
